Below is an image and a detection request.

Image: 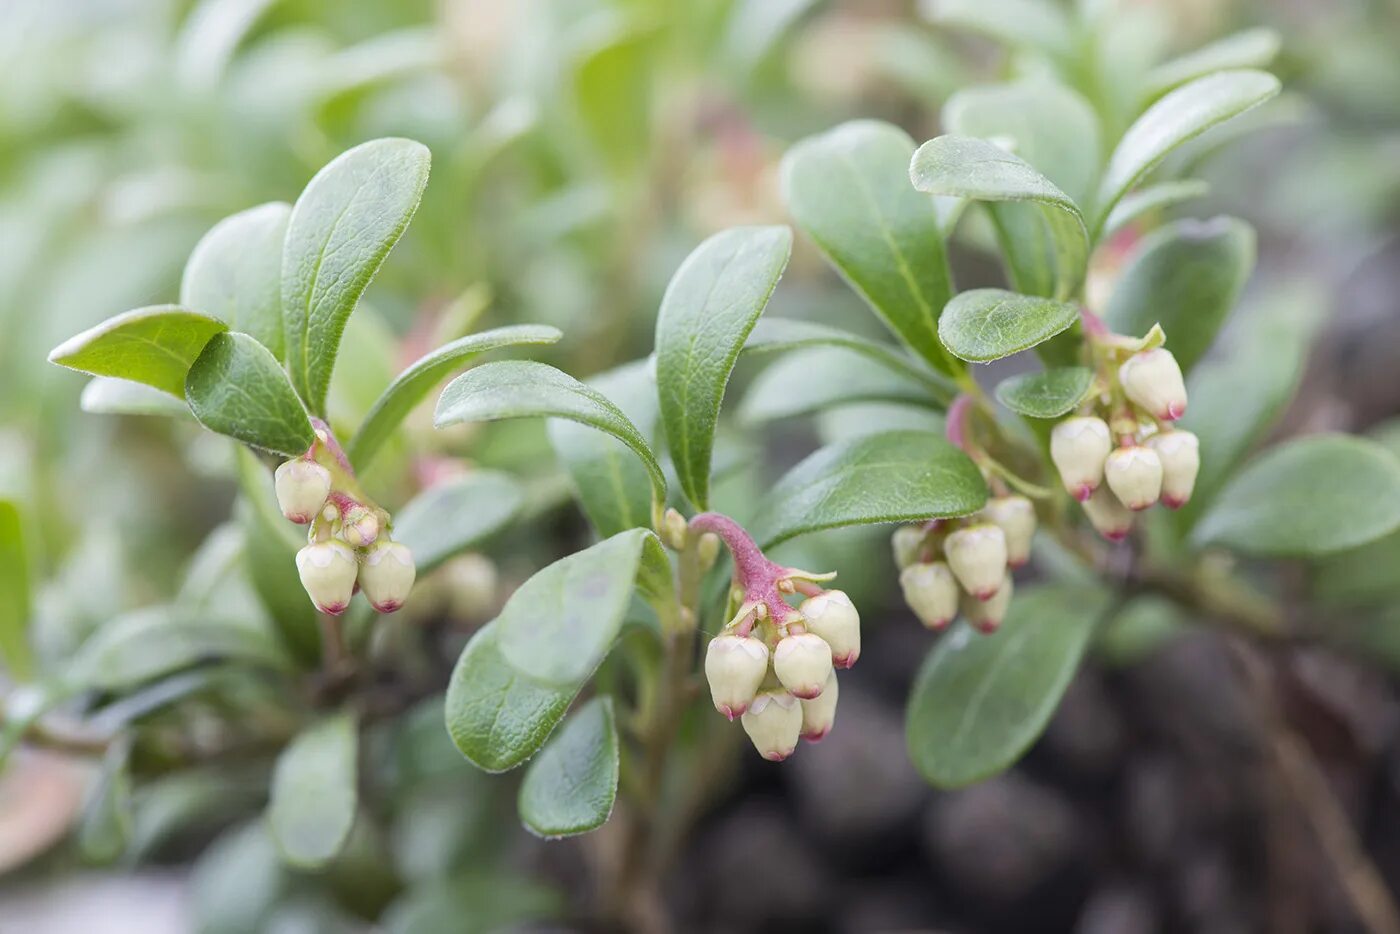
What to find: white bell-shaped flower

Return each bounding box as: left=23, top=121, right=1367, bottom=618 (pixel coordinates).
left=704, top=635, right=770, bottom=720
left=981, top=496, right=1036, bottom=568
left=962, top=574, right=1013, bottom=634
left=1147, top=430, right=1200, bottom=508
left=1104, top=446, right=1163, bottom=511
left=773, top=632, right=833, bottom=700
left=1119, top=348, right=1188, bottom=422
left=900, top=562, right=960, bottom=630
left=742, top=691, right=802, bottom=761
left=274, top=459, right=331, bottom=524
left=359, top=540, right=416, bottom=613
left=799, top=671, right=839, bottom=742
left=295, top=541, right=358, bottom=615
left=1050, top=417, right=1112, bottom=501
left=1081, top=485, right=1133, bottom=542
left=944, top=523, right=1008, bottom=601
left=799, top=590, right=860, bottom=669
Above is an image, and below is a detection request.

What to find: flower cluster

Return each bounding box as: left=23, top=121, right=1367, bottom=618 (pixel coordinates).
left=1051, top=332, right=1200, bottom=541
left=689, top=512, right=859, bottom=761
left=892, top=495, right=1034, bottom=634
left=275, top=421, right=416, bottom=616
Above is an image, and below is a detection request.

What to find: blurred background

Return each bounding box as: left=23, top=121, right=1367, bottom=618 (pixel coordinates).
left=3, top=0, right=1400, bottom=931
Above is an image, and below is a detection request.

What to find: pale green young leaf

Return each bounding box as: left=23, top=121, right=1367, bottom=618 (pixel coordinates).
left=444, top=621, right=577, bottom=773
left=906, top=584, right=1111, bottom=788
left=909, top=136, right=1088, bottom=299
left=654, top=226, right=792, bottom=510
left=0, top=500, right=33, bottom=680
left=80, top=377, right=191, bottom=418
left=574, top=22, right=653, bottom=176
left=180, top=202, right=290, bottom=359
left=739, top=346, right=941, bottom=424
left=268, top=712, right=359, bottom=868
left=282, top=138, right=431, bottom=415
left=48, top=305, right=228, bottom=398
left=780, top=121, right=956, bottom=374
left=920, top=0, right=1074, bottom=58
left=547, top=360, right=657, bottom=538
left=78, top=739, right=134, bottom=864
left=518, top=698, right=618, bottom=839
left=186, top=332, right=316, bottom=457
left=1105, top=217, right=1255, bottom=373
left=744, top=317, right=956, bottom=404
left=1100, top=179, right=1209, bottom=241
left=1095, top=70, right=1280, bottom=228
left=751, top=430, right=988, bottom=548
left=347, top=324, right=563, bottom=470
left=995, top=367, right=1093, bottom=418
left=393, top=472, right=524, bottom=575
left=435, top=360, right=666, bottom=505
left=939, top=288, right=1079, bottom=363
left=1192, top=435, right=1400, bottom=558
left=1145, top=29, right=1281, bottom=101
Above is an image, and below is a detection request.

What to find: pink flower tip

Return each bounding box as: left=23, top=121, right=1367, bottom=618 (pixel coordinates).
left=792, top=687, right=823, bottom=701
left=1128, top=503, right=1153, bottom=512
left=833, top=652, right=858, bottom=669
left=974, top=620, right=1001, bottom=634
left=319, top=602, right=348, bottom=616
left=1102, top=529, right=1129, bottom=542
left=286, top=512, right=314, bottom=524
left=762, top=750, right=793, bottom=762
left=1074, top=484, right=1095, bottom=502
left=372, top=600, right=403, bottom=614
left=1162, top=495, right=1188, bottom=510
left=975, top=587, right=1000, bottom=602
left=1161, top=403, right=1185, bottom=421
left=718, top=704, right=744, bottom=721
left=801, top=729, right=829, bottom=743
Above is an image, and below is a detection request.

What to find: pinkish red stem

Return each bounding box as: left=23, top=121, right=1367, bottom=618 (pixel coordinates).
left=309, top=416, right=355, bottom=475
left=688, top=512, right=796, bottom=630
left=945, top=395, right=973, bottom=451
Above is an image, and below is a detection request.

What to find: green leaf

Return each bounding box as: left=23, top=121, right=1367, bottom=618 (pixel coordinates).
left=780, top=121, right=956, bottom=374
left=740, top=346, right=939, bottom=424
left=517, top=698, right=618, bottom=838
left=69, top=606, right=291, bottom=692
left=910, top=136, right=1088, bottom=299
left=574, top=22, right=653, bottom=176
left=1192, top=434, right=1400, bottom=558
left=751, top=430, right=988, bottom=548
left=282, top=138, right=431, bottom=415
left=78, top=739, right=134, bottom=864
left=921, top=0, right=1074, bottom=58
left=655, top=226, right=792, bottom=510
left=995, top=367, right=1093, bottom=418
left=48, top=305, right=229, bottom=398
left=744, top=317, right=956, bottom=403
left=1094, top=70, right=1280, bottom=228
left=444, top=622, right=576, bottom=773
left=186, top=332, right=316, bottom=457
left=906, top=584, right=1111, bottom=788
left=435, top=360, right=666, bottom=506
left=0, top=500, right=33, bottom=680
left=942, top=81, right=1100, bottom=207
left=393, top=472, right=524, bottom=575
left=1101, top=179, right=1209, bottom=240
left=938, top=288, right=1079, bottom=363
left=181, top=202, right=291, bottom=359
left=1177, top=283, right=1324, bottom=519
left=1145, top=29, right=1281, bottom=101
left=80, top=377, right=191, bottom=418
left=547, top=360, right=657, bottom=538
left=496, top=530, right=658, bottom=685
left=268, top=712, right=359, bottom=868
left=1104, top=217, right=1255, bottom=373
left=347, top=324, right=563, bottom=470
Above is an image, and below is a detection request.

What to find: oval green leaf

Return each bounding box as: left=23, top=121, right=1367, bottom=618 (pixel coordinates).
left=1145, top=29, right=1281, bottom=101
left=1095, top=69, right=1280, bottom=227
left=435, top=360, right=665, bottom=504
left=740, top=346, right=941, bottom=424
left=78, top=740, right=134, bottom=864
left=1192, top=434, right=1400, bottom=557
left=518, top=698, right=619, bottom=838
left=938, top=288, right=1079, bottom=363
left=80, top=377, right=191, bottom=418
left=1105, top=217, right=1255, bottom=373
left=1101, top=179, right=1209, bottom=241
left=48, top=305, right=229, bottom=398
left=181, top=202, right=291, bottom=359
left=654, top=225, right=792, bottom=510
left=393, top=471, right=525, bottom=576
left=282, top=137, right=432, bottom=415
left=347, top=324, right=562, bottom=470
left=923, top=0, right=1074, bottom=58
left=0, top=500, right=33, bottom=680
left=186, top=332, right=316, bottom=457
left=780, top=120, right=956, bottom=374
left=995, top=367, right=1093, bottom=418
left=268, top=712, right=359, bottom=868
left=906, top=584, right=1111, bottom=789
left=751, top=429, right=988, bottom=548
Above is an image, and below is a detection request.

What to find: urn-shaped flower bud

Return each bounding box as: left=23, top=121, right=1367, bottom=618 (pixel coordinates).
left=799, top=590, right=860, bottom=669
left=295, top=541, right=358, bottom=615
left=981, top=496, right=1036, bottom=568
left=891, top=525, right=926, bottom=570
left=800, top=671, right=839, bottom=742
left=944, top=523, right=1008, bottom=601
left=1104, top=446, right=1163, bottom=511
left=900, top=562, right=960, bottom=630
left=704, top=635, right=769, bottom=720
left=1050, top=417, right=1112, bottom=501
left=1119, top=348, right=1187, bottom=421
left=773, top=632, right=833, bottom=700
left=1146, top=430, right=1200, bottom=508
left=1081, top=485, right=1133, bottom=542
left=962, top=574, right=1013, bottom=634
left=742, top=691, right=803, bottom=761
left=340, top=504, right=380, bottom=548
left=274, top=459, right=331, bottom=524
left=359, top=540, right=416, bottom=613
